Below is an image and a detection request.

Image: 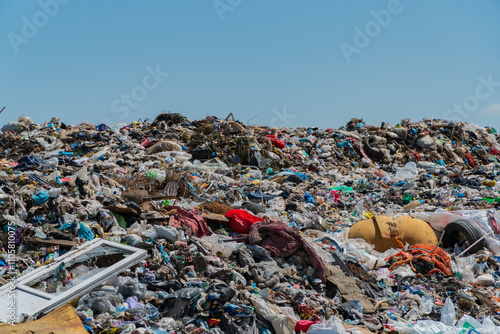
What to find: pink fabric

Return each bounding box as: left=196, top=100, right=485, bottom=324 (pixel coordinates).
left=167, top=206, right=211, bottom=237
left=140, top=139, right=158, bottom=147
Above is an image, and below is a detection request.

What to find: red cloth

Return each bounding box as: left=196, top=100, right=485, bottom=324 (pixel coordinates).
left=295, top=320, right=321, bottom=332
left=166, top=206, right=211, bottom=237
left=266, top=135, right=285, bottom=149
left=331, top=190, right=340, bottom=203
left=225, top=209, right=263, bottom=234
left=491, top=147, right=500, bottom=156
left=466, top=152, right=476, bottom=168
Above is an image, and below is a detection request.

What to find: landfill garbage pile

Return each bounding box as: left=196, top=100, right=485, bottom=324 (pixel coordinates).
left=2, top=114, right=500, bottom=333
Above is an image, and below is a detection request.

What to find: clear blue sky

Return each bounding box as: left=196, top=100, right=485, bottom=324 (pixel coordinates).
left=1, top=1, right=500, bottom=129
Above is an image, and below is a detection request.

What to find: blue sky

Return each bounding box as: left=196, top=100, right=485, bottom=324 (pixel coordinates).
left=1, top=1, right=499, bottom=129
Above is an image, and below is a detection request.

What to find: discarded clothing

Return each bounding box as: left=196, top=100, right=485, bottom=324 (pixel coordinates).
left=248, top=219, right=326, bottom=282
left=226, top=209, right=264, bottom=234
left=167, top=205, right=211, bottom=237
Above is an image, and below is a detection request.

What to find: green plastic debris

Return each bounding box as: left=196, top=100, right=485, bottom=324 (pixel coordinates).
left=482, top=197, right=500, bottom=204
left=403, top=193, right=414, bottom=204
left=329, top=186, right=354, bottom=193
left=115, top=213, right=127, bottom=228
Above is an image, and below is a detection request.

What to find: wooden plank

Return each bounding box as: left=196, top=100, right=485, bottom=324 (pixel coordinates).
left=25, top=237, right=77, bottom=248
left=0, top=304, right=88, bottom=334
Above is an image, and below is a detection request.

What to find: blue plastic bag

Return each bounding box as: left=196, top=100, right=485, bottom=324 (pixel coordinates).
left=78, top=222, right=94, bottom=241
left=33, top=190, right=49, bottom=205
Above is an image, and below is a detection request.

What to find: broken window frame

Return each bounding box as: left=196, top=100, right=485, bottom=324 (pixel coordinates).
left=0, top=238, right=147, bottom=323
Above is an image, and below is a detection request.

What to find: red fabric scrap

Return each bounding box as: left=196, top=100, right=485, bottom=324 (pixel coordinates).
left=266, top=135, right=285, bottom=149
left=330, top=190, right=340, bottom=203
left=490, top=147, right=500, bottom=156
left=295, top=320, right=321, bottom=332
left=466, top=152, right=476, bottom=168
left=226, top=209, right=263, bottom=234
left=413, top=151, right=421, bottom=161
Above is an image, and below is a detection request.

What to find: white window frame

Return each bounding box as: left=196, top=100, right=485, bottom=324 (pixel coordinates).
left=0, top=238, right=148, bottom=323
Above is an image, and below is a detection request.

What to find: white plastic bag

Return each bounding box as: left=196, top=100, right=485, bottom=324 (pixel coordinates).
left=420, top=295, right=434, bottom=315
left=307, top=316, right=347, bottom=334
left=412, top=320, right=455, bottom=334
left=394, top=162, right=418, bottom=181
left=455, top=315, right=482, bottom=334
left=154, top=225, right=179, bottom=243
left=201, top=235, right=242, bottom=258
left=440, top=297, right=456, bottom=327
left=142, top=228, right=159, bottom=239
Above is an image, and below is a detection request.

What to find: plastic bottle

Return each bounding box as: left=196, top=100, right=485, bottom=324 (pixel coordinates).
left=145, top=169, right=166, bottom=182
left=209, top=292, right=221, bottom=301
left=353, top=200, right=365, bottom=217
left=101, top=186, right=121, bottom=196
left=264, top=209, right=280, bottom=220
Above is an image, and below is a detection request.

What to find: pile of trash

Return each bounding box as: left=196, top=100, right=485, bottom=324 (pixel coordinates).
left=1, top=113, right=500, bottom=333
